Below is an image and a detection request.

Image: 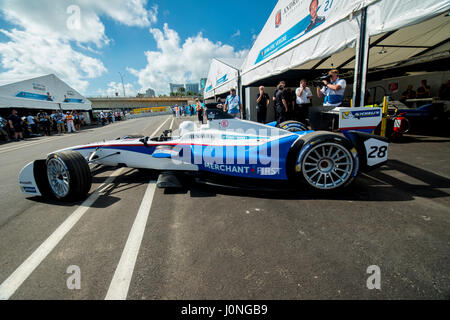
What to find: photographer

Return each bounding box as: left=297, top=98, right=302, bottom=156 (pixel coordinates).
left=310, top=69, right=346, bottom=130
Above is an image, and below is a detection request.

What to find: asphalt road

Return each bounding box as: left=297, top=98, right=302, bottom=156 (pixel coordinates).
left=0, top=115, right=449, bottom=300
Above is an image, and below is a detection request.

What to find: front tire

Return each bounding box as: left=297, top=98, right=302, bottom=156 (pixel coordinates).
left=46, top=151, right=92, bottom=201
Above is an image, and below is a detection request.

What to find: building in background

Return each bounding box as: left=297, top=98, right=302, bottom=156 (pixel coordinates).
left=145, top=88, right=156, bottom=97
left=185, top=83, right=199, bottom=94
left=169, top=83, right=185, bottom=94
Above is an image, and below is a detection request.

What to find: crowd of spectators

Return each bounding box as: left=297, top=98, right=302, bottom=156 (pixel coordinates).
left=0, top=109, right=87, bottom=142
left=96, top=111, right=126, bottom=126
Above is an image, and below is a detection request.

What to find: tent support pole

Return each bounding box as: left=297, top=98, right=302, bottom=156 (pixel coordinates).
left=353, top=7, right=370, bottom=107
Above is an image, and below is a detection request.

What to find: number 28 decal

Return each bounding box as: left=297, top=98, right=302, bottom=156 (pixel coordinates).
left=368, top=146, right=388, bottom=159
left=364, top=139, right=389, bottom=166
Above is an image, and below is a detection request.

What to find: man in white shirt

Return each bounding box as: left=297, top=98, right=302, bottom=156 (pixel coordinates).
left=295, top=79, right=313, bottom=124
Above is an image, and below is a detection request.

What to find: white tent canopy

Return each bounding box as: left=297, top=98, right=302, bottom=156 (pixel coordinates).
left=241, top=0, right=450, bottom=94
left=0, top=74, right=92, bottom=111
left=204, top=58, right=244, bottom=99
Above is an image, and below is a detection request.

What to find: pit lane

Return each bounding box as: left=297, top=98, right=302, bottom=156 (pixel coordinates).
left=0, top=115, right=449, bottom=300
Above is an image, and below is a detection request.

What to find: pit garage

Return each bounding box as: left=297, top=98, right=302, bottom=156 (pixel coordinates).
left=236, top=0, right=450, bottom=136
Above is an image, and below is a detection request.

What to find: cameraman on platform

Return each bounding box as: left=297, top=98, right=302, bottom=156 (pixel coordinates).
left=310, top=69, right=346, bottom=130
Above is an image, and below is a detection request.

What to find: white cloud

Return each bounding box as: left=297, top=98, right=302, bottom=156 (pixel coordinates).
left=0, top=28, right=106, bottom=92
left=0, top=0, right=157, bottom=93
left=96, top=81, right=140, bottom=97
left=129, top=24, right=248, bottom=95
left=232, top=30, right=241, bottom=38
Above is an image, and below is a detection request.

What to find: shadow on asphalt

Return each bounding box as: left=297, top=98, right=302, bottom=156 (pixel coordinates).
left=161, top=159, right=450, bottom=202
left=390, top=136, right=450, bottom=144
left=25, top=159, right=450, bottom=206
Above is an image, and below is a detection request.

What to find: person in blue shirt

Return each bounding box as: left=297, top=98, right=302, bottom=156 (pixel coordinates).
left=317, top=69, right=346, bottom=107
left=224, top=88, right=243, bottom=119
left=310, top=69, right=347, bottom=130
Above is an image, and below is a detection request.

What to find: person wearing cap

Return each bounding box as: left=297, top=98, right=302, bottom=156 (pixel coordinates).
left=224, top=89, right=243, bottom=119
left=311, top=69, right=347, bottom=130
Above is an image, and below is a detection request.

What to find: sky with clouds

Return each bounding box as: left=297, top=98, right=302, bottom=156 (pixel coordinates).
left=0, top=0, right=275, bottom=96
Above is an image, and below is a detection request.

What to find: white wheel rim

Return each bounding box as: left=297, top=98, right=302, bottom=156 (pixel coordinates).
left=301, top=143, right=354, bottom=190
left=47, top=158, right=70, bottom=198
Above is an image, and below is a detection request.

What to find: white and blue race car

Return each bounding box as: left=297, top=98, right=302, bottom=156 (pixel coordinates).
left=18, top=105, right=389, bottom=201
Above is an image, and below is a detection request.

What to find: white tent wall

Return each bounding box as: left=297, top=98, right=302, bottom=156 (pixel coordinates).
left=0, top=74, right=91, bottom=111
left=366, top=0, right=450, bottom=38
left=204, top=58, right=243, bottom=99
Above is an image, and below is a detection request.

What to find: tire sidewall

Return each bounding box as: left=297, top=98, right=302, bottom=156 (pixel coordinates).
left=293, top=133, right=359, bottom=191
left=277, top=121, right=307, bottom=132
left=46, top=151, right=91, bottom=201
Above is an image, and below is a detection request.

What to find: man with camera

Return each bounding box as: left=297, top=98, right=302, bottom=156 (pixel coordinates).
left=310, top=69, right=346, bottom=130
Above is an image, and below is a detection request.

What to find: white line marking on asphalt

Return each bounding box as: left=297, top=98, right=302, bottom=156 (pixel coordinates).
left=0, top=168, right=126, bottom=300
left=105, top=181, right=157, bottom=300
left=154, top=116, right=171, bottom=137
left=105, top=116, right=171, bottom=300
left=169, top=117, right=175, bottom=130
left=0, top=136, right=68, bottom=154
left=0, top=116, right=171, bottom=300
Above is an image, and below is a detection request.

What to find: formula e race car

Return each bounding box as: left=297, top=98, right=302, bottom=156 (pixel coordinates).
left=18, top=104, right=389, bottom=201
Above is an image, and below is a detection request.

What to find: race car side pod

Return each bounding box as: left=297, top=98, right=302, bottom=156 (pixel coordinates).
left=343, top=131, right=389, bottom=171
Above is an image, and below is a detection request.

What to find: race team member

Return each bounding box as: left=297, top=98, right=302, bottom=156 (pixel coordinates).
left=55, top=110, right=66, bottom=134
left=275, top=85, right=289, bottom=125
left=37, top=110, right=51, bottom=136
left=311, top=69, right=347, bottom=130
left=295, top=79, right=313, bottom=124
left=224, top=88, right=243, bottom=119
left=256, top=86, right=270, bottom=124
left=66, top=111, right=76, bottom=133
left=27, top=113, right=37, bottom=134
left=8, top=109, right=23, bottom=141
left=196, top=99, right=204, bottom=124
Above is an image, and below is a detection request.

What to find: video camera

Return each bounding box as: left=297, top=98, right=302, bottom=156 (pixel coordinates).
left=313, top=74, right=332, bottom=87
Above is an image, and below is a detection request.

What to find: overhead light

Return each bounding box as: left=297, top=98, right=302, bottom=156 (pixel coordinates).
left=378, top=47, right=388, bottom=55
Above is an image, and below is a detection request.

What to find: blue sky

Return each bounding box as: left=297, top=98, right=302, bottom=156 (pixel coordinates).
left=0, top=0, right=275, bottom=96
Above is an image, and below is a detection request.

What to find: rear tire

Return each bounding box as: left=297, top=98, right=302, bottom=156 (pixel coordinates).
left=292, top=132, right=357, bottom=191
left=46, top=151, right=92, bottom=201
left=277, top=121, right=308, bottom=133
